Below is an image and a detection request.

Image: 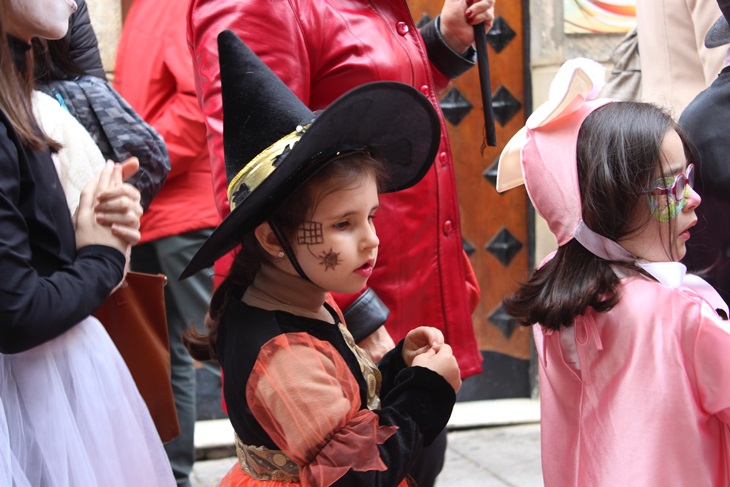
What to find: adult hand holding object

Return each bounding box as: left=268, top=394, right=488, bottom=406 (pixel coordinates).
left=439, top=0, right=498, bottom=147
left=440, top=0, right=495, bottom=53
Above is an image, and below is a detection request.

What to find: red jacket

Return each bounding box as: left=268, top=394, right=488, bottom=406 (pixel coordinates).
left=115, top=0, right=219, bottom=244
left=187, top=0, right=482, bottom=378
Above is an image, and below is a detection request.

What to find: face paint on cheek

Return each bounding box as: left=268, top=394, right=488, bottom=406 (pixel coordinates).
left=316, top=247, right=342, bottom=271
left=647, top=192, right=687, bottom=222
left=297, top=221, right=341, bottom=271
left=297, top=221, right=324, bottom=245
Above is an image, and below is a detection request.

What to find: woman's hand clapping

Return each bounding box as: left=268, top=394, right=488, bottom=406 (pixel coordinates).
left=74, top=158, right=143, bottom=253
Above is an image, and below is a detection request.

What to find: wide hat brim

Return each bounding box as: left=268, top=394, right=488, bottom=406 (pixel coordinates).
left=706, top=14, right=730, bottom=48
left=180, top=82, right=439, bottom=279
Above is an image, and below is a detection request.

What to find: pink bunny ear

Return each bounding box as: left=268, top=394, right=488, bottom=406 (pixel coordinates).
left=496, top=58, right=613, bottom=246
left=495, top=126, right=527, bottom=192
left=496, top=59, right=606, bottom=194
left=527, top=61, right=603, bottom=128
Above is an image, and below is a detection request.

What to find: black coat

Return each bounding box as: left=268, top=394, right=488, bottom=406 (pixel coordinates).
left=678, top=66, right=730, bottom=305
left=67, top=0, right=106, bottom=79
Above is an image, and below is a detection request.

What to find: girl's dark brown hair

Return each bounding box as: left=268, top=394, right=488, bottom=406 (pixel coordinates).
left=32, top=36, right=85, bottom=82
left=503, top=101, right=693, bottom=331
left=0, top=1, right=62, bottom=152
left=184, top=152, right=386, bottom=361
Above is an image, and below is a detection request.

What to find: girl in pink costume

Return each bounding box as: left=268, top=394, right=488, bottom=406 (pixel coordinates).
left=497, top=59, right=730, bottom=486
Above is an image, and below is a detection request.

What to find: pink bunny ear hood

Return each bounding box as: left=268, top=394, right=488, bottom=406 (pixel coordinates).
left=496, top=58, right=613, bottom=246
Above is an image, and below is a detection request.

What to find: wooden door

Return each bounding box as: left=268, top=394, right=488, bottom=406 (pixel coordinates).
left=407, top=0, right=532, bottom=399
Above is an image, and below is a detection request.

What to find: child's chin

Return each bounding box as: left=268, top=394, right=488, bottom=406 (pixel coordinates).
left=332, top=282, right=368, bottom=295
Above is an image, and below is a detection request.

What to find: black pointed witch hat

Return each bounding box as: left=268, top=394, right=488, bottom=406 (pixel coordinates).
left=181, top=30, right=440, bottom=279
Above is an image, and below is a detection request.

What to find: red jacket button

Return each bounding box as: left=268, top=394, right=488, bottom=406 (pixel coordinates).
left=439, top=151, right=448, bottom=167
left=442, top=220, right=453, bottom=235
left=396, top=21, right=409, bottom=36
left=420, top=84, right=429, bottom=95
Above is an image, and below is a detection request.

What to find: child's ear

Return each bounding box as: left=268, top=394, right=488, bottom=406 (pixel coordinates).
left=254, top=222, right=284, bottom=258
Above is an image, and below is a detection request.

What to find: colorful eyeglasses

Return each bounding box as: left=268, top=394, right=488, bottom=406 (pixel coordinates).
left=645, top=164, right=695, bottom=222
left=645, top=164, right=695, bottom=203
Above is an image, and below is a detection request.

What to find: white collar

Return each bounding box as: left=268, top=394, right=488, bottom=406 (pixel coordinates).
left=636, top=261, right=729, bottom=317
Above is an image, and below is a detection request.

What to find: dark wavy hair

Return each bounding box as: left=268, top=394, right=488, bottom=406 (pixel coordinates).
left=184, top=152, right=386, bottom=361
left=503, top=101, right=694, bottom=331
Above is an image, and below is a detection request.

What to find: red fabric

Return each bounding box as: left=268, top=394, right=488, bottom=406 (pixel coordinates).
left=217, top=286, right=345, bottom=416
left=218, top=463, right=298, bottom=487
left=247, top=333, right=399, bottom=486
left=115, top=0, right=219, bottom=244
left=218, top=462, right=410, bottom=487
left=187, top=0, right=482, bottom=378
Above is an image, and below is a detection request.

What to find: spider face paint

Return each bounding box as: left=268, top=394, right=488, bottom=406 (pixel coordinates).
left=316, top=247, right=342, bottom=271
left=298, top=222, right=342, bottom=270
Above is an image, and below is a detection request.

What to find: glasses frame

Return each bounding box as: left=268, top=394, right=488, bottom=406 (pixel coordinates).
left=645, top=163, right=695, bottom=203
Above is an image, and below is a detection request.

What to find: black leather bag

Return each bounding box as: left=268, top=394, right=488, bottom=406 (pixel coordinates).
left=38, top=75, right=170, bottom=210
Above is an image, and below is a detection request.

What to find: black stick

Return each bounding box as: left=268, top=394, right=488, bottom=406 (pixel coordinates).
left=473, top=23, right=497, bottom=147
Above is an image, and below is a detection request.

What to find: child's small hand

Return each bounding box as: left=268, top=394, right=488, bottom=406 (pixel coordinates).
left=411, top=343, right=462, bottom=393
left=402, top=326, right=444, bottom=366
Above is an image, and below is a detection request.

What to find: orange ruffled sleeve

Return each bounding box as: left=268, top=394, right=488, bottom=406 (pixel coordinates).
left=246, top=332, right=398, bottom=486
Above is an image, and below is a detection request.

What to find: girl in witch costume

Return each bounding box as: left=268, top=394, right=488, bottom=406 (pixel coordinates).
left=497, top=58, right=730, bottom=487
left=182, top=32, right=461, bottom=487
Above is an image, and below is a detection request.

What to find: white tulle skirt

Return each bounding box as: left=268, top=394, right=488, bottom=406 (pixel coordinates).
left=0, top=316, right=176, bottom=487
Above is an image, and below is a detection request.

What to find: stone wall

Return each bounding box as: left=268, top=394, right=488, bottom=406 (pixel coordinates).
left=85, top=0, right=122, bottom=78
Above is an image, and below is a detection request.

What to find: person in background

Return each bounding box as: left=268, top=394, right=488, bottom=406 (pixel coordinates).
left=115, top=0, right=221, bottom=484
left=679, top=0, right=730, bottom=309
left=188, top=2, right=494, bottom=483
left=0, top=0, right=175, bottom=484
left=62, top=0, right=105, bottom=79
left=499, top=58, right=730, bottom=487
left=637, top=0, right=727, bottom=116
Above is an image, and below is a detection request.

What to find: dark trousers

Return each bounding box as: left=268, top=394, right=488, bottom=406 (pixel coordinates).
left=410, top=428, right=448, bottom=487
left=131, top=229, right=214, bottom=487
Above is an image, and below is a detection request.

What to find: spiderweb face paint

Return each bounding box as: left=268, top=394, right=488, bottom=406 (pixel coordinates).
left=297, top=221, right=324, bottom=245
left=296, top=222, right=342, bottom=271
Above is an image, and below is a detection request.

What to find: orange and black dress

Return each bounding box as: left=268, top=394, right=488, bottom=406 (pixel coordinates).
left=215, top=264, right=456, bottom=486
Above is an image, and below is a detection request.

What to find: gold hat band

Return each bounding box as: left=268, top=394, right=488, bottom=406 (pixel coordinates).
left=227, top=125, right=310, bottom=210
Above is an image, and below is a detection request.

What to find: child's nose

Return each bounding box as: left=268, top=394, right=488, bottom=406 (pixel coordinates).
left=685, top=186, right=701, bottom=211
left=362, top=224, right=379, bottom=250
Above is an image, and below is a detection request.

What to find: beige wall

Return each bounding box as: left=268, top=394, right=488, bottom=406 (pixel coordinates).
left=85, top=0, right=122, bottom=77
